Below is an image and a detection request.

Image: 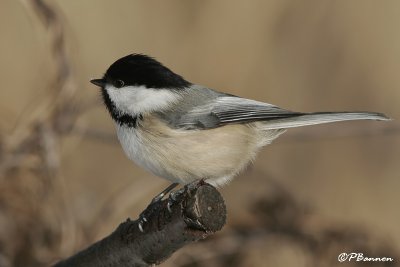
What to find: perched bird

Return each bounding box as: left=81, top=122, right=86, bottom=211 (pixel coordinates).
left=91, top=54, right=389, bottom=189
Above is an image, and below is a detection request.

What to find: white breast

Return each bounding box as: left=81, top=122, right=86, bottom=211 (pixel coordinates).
left=115, top=124, right=174, bottom=181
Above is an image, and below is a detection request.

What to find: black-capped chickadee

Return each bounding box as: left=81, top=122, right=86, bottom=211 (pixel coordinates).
left=91, top=54, right=389, bottom=189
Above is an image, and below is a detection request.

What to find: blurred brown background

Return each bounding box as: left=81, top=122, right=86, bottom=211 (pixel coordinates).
left=0, top=1, right=399, bottom=266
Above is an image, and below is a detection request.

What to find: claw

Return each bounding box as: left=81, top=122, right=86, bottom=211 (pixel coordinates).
left=138, top=213, right=147, bottom=232
left=137, top=183, right=180, bottom=232
left=138, top=221, right=144, bottom=232
left=169, top=191, right=177, bottom=201
left=167, top=192, right=175, bottom=213
left=167, top=201, right=173, bottom=213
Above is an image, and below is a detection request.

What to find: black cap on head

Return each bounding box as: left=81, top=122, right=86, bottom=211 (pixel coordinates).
left=92, top=54, right=191, bottom=89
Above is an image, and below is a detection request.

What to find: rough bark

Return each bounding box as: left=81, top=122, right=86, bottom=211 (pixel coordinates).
left=53, top=183, right=226, bottom=267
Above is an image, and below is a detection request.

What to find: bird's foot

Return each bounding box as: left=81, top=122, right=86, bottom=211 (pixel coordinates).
left=137, top=181, right=209, bottom=231
left=166, top=189, right=181, bottom=213
left=166, top=180, right=205, bottom=213
left=138, top=183, right=179, bottom=232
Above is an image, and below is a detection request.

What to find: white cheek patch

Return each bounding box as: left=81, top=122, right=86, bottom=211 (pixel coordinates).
left=106, top=85, right=181, bottom=114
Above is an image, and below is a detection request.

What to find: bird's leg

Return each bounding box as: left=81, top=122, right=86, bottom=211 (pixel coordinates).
left=138, top=183, right=179, bottom=232
left=151, top=182, right=179, bottom=203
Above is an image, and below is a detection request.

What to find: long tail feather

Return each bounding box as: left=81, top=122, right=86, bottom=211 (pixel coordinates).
left=262, top=112, right=390, bottom=130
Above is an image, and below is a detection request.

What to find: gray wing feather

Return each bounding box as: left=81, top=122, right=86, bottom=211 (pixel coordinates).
left=211, top=97, right=302, bottom=124
left=158, top=86, right=302, bottom=129
left=157, top=86, right=389, bottom=130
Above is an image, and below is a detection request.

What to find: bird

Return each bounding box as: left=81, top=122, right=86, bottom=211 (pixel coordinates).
left=90, top=53, right=389, bottom=197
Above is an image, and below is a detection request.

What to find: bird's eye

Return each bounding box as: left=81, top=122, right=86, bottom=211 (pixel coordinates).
left=114, top=79, right=125, bottom=88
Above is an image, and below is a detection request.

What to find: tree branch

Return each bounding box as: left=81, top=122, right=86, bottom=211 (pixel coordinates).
left=53, top=183, right=226, bottom=267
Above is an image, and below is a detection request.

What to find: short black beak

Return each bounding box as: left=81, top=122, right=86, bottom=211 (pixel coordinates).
left=90, top=78, right=106, bottom=87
